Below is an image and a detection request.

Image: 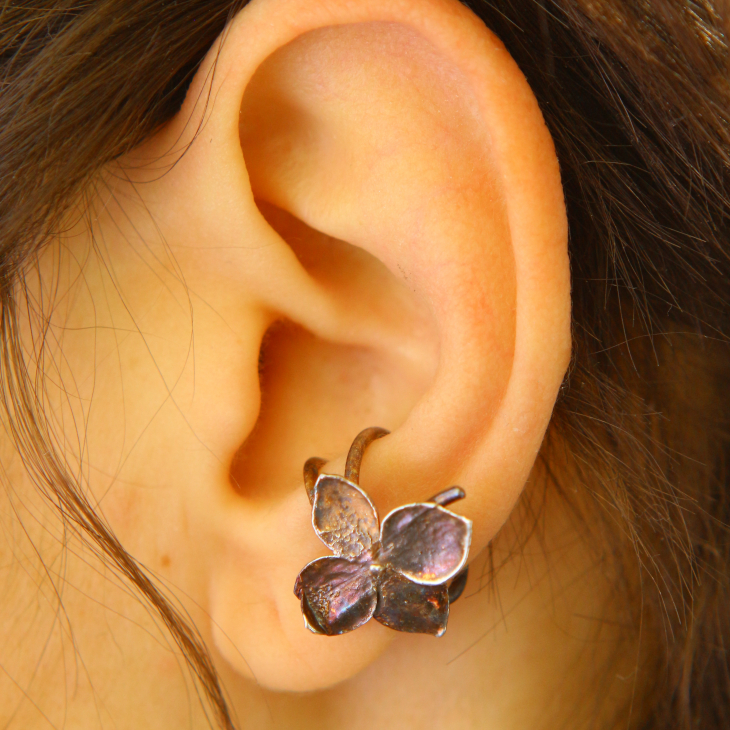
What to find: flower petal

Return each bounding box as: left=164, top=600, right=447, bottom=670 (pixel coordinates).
left=373, top=568, right=449, bottom=636
left=380, top=503, right=471, bottom=584
left=312, top=475, right=380, bottom=559
left=294, top=557, right=377, bottom=636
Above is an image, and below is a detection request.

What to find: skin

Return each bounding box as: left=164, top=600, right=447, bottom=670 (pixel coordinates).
left=0, top=0, right=639, bottom=727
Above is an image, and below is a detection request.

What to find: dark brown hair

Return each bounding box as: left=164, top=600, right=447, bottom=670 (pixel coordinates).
left=1, top=1, right=729, bottom=728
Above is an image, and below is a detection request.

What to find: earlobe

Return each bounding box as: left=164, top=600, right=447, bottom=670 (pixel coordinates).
left=121, top=0, right=569, bottom=694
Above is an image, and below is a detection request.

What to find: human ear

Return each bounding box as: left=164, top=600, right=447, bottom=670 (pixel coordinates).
left=107, top=0, right=569, bottom=694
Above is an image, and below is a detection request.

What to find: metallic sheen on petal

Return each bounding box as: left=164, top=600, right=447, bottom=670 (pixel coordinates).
left=380, top=503, right=472, bottom=584
left=374, top=568, right=449, bottom=636
left=312, top=475, right=380, bottom=559
left=294, top=557, right=377, bottom=636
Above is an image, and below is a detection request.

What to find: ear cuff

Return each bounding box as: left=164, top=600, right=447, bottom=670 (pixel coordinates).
left=295, top=427, right=472, bottom=637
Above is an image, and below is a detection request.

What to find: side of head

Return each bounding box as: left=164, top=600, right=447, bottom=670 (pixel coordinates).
left=0, top=1, right=728, bottom=728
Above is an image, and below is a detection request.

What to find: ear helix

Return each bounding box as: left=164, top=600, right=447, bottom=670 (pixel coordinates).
left=295, top=427, right=471, bottom=637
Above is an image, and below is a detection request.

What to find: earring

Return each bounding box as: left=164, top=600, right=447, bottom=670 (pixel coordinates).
left=294, top=427, right=472, bottom=637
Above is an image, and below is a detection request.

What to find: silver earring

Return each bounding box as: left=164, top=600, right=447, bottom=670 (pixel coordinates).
left=294, top=427, right=472, bottom=637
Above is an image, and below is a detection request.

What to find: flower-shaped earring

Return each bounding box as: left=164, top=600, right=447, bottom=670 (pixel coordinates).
left=294, top=427, right=472, bottom=637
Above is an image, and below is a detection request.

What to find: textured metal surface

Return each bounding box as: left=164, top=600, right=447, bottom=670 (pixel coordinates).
left=344, top=426, right=389, bottom=484
left=295, top=556, right=377, bottom=636
left=312, top=475, right=380, bottom=559
left=295, top=426, right=472, bottom=637
left=380, top=503, right=471, bottom=584
left=374, top=567, right=449, bottom=636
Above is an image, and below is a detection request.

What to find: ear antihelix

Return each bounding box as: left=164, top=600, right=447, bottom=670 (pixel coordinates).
left=295, top=427, right=471, bottom=637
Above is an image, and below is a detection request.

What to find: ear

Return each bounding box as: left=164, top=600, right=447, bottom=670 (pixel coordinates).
left=112, top=0, right=569, bottom=693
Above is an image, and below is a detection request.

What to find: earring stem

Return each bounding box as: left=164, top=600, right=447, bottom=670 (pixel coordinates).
left=303, top=457, right=327, bottom=504
left=428, top=486, right=466, bottom=507
left=344, top=427, right=390, bottom=484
